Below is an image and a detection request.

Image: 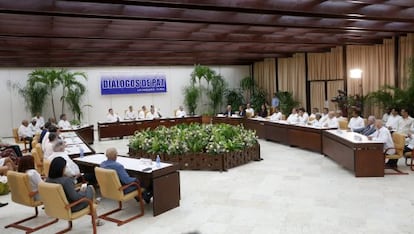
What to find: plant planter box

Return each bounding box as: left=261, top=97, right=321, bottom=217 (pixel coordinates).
left=129, top=143, right=261, bottom=171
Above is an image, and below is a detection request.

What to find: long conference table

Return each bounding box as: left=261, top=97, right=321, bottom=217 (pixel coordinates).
left=74, top=154, right=180, bottom=216
left=96, top=116, right=387, bottom=177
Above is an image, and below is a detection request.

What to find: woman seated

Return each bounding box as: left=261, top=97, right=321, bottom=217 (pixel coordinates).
left=17, top=156, right=42, bottom=200
left=258, top=104, right=268, bottom=118
left=46, top=157, right=104, bottom=225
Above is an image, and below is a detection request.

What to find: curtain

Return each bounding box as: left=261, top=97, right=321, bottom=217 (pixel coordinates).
left=253, top=58, right=276, bottom=101
left=346, top=38, right=395, bottom=117
left=277, top=53, right=306, bottom=106
left=310, top=81, right=325, bottom=112
left=399, top=33, right=414, bottom=88
left=308, top=46, right=344, bottom=81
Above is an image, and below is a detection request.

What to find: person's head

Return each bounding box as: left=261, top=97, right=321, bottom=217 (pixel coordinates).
left=48, top=157, right=67, bottom=179
left=328, top=111, right=335, bottom=119
left=30, top=119, right=37, bottom=126
left=291, top=108, right=297, bottom=114
left=374, top=119, right=383, bottom=129
left=352, top=110, right=360, bottom=118
left=17, top=155, right=35, bottom=172
left=238, top=105, right=244, bottom=111
left=401, top=109, right=409, bottom=118
left=108, top=108, right=113, bottom=114
left=48, top=125, right=58, bottom=133
left=298, top=107, right=305, bottom=116
left=35, top=112, right=41, bottom=118
left=336, top=110, right=343, bottom=118
left=274, top=107, right=279, bottom=113
left=48, top=132, right=58, bottom=142
left=246, top=103, right=251, bottom=108
left=48, top=117, right=56, bottom=124
left=44, top=121, right=51, bottom=130
left=323, top=108, right=329, bottom=114
left=384, top=108, right=391, bottom=114
left=128, top=105, right=133, bottom=111
left=52, top=140, right=65, bottom=153
left=226, top=105, right=232, bottom=111
left=315, top=113, right=322, bottom=120
left=142, top=105, right=147, bottom=111
left=21, top=120, right=29, bottom=127
left=312, top=108, right=319, bottom=114
left=106, top=147, right=118, bottom=161
left=367, top=115, right=376, bottom=125
left=391, top=108, right=398, bottom=116
left=179, top=106, right=184, bottom=111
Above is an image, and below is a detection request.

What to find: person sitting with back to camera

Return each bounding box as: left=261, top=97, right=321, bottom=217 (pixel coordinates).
left=100, top=147, right=152, bottom=204
left=18, top=155, right=42, bottom=201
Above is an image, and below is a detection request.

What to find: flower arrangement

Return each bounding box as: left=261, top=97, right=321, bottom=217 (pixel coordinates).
left=129, top=123, right=257, bottom=155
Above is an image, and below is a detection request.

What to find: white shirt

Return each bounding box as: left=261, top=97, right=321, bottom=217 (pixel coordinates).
left=320, top=113, right=329, bottom=123
left=245, top=108, right=255, bottom=117
left=176, top=110, right=186, bottom=118
left=382, top=113, right=389, bottom=124
left=138, top=110, right=146, bottom=119
left=397, top=116, right=413, bottom=135
left=106, top=113, right=119, bottom=122
left=297, top=113, right=309, bottom=125
left=43, top=141, right=55, bottom=160
left=369, top=126, right=395, bottom=155
left=48, top=151, right=80, bottom=177
left=407, top=135, right=414, bottom=150
left=32, top=116, right=45, bottom=129
left=269, top=112, right=282, bottom=121
left=41, top=132, right=49, bottom=151
left=324, top=117, right=338, bottom=128
left=386, top=114, right=402, bottom=130
left=18, top=124, right=34, bottom=138
left=146, top=112, right=155, bottom=120
left=29, top=123, right=41, bottom=134
left=287, top=113, right=299, bottom=124
left=313, top=119, right=323, bottom=127
left=58, top=120, right=71, bottom=129
left=348, top=116, right=365, bottom=130
left=124, top=111, right=137, bottom=120
left=26, top=169, right=42, bottom=200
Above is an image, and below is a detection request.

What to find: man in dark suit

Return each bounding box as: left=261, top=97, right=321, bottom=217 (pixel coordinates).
left=223, top=105, right=233, bottom=117
left=354, top=115, right=376, bottom=136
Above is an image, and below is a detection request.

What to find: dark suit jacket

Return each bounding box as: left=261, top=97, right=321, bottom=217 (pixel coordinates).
left=355, top=124, right=376, bottom=136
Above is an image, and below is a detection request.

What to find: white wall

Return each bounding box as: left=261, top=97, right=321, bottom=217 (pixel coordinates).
left=0, top=65, right=250, bottom=137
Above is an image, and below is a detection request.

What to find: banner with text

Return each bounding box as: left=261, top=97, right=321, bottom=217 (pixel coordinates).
left=101, top=73, right=167, bottom=95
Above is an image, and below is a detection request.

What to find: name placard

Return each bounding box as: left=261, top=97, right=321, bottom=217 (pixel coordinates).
left=101, top=73, right=167, bottom=95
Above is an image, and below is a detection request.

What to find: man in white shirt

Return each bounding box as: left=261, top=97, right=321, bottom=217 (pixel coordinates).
left=28, top=119, right=41, bottom=134
left=43, top=133, right=58, bottom=160
left=150, top=105, right=162, bottom=118
left=106, top=108, right=119, bottom=122
left=309, top=107, right=319, bottom=119
left=245, top=103, right=255, bottom=118
left=297, top=107, right=309, bottom=125
left=385, top=108, right=402, bottom=131
left=354, top=115, right=376, bottom=136
left=124, top=105, right=137, bottom=120
left=396, top=109, right=413, bottom=135
left=58, top=114, right=71, bottom=129
left=18, top=120, right=34, bottom=151
left=176, top=106, right=186, bottom=118
left=320, top=108, right=329, bottom=123
left=323, top=111, right=338, bottom=128
left=287, top=108, right=299, bottom=124
left=312, top=114, right=323, bottom=127
left=146, top=108, right=157, bottom=120
left=382, top=108, right=390, bottom=124
left=41, top=125, right=60, bottom=152
left=32, top=113, right=45, bottom=129
left=348, top=110, right=365, bottom=131
left=138, top=106, right=147, bottom=119
left=269, top=107, right=282, bottom=121
left=368, top=120, right=395, bottom=166
left=48, top=140, right=81, bottom=178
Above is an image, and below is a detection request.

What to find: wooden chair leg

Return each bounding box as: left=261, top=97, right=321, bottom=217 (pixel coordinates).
left=384, top=165, right=409, bottom=175
left=56, top=221, right=73, bottom=234
left=4, top=207, right=58, bottom=233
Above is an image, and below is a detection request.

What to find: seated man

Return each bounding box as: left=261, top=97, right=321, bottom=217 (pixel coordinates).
left=286, top=108, right=299, bottom=124
left=312, top=114, right=323, bottom=127
left=396, top=108, right=413, bottom=135
left=245, top=103, right=254, bottom=117
left=269, top=107, right=282, bottom=121
left=385, top=108, right=401, bottom=131
left=48, top=140, right=81, bottom=178
left=348, top=110, right=365, bottom=131
left=320, top=108, right=329, bottom=123
left=323, top=111, right=339, bottom=128
left=138, top=105, right=147, bottom=119
left=28, top=119, right=41, bottom=134
left=124, top=105, right=137, bottom=120
left=309, top=107, right=319, bottom=119
left=368, top=120, right=396, bottom=167
left=354, top=116, right=376, bottom=136
left=58, top=113, right=71, bottom=129
left=176, top=106, right=186, bottom=118
left=32, top=113, right=45, bottom=129
left=106, top=108, right=119, bottom=122
left=18, top=119, right=34, bottom=151
left=297, top=107, right=309, bottom=125
left=44, top=133, right=58, bottom=160
left=223, top=105, right=233, bottom=117
left=100, top=147, right=152, bottom=203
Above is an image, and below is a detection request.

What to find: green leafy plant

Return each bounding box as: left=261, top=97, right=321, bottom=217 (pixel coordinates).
left=184, top=84, right=200, bottom=115
left=251, top=87, right=268, bottom=113
left=276, top=91, right=300, bottom=115
left=129, top=123, right=257, bottom=155
left=12, top=82, right=48, bottom=115
left=240, top=76, right=255, bottom=102
left=225, top=88, right=244, bottom=112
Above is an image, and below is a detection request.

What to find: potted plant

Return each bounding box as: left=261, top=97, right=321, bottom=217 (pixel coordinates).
left=225, top=88, right=244, bottom=113
left=276, top=91, right=300, bottom=115
left=183, top=84, right=200, bottom=116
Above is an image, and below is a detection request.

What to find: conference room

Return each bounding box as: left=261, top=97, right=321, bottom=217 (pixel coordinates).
left=1, top=1, right=414, bottom=234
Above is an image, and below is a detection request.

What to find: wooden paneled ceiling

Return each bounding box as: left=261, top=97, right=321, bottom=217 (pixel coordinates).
left=0, top=0, right=413, bottom=66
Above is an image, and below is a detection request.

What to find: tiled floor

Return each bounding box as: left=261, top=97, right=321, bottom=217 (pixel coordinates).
left=2, top=137, right=414, bottom=234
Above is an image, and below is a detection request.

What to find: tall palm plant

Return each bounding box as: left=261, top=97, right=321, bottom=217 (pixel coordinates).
left=60, top=70, right=87, bottom=114
left=28, top=69, right=64, bottom=120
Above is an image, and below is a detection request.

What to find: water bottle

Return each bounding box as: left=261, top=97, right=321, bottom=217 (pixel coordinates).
left=156, top=155, right=161, bottom=168
left=79, top=145, right=84, bottom=158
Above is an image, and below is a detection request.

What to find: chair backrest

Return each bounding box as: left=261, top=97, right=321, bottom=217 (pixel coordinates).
left=246, top=112, right=252, bottom=118
left=35, top=143, right=44, bottom=161
left=12, top=128, right=22, bottom=143
left=338, top=120, right=349, bottom=130
left=392, top=133, right=405, bottom=156
left=31, top=149, right=43, bottom=174
left=38, top=182, right=71, bottom=220
left=7, top=171, right=37, bottom=207
left=32, top=136, right=38, bottom=149
left=43, top=160, right=51, bottom=178
left=281, top=114, right=286, bottom=120
left=95, top=167, right=124, bottom=200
